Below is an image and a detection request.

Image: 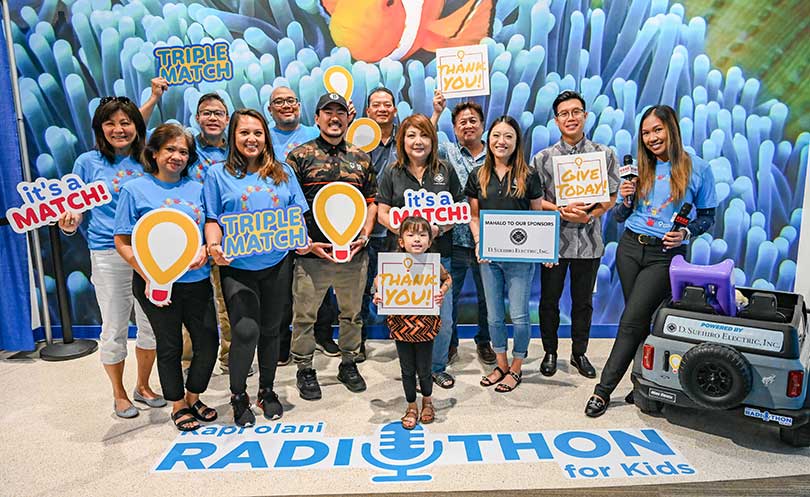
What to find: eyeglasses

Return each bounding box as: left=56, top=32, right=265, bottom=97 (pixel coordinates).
left=198, top=110, right=227, bottom=119
left=271, top=97, right=299, bottom=107
left=99, top=96, right=132, bottom=106
left=556, top=108, right=585, bottom=119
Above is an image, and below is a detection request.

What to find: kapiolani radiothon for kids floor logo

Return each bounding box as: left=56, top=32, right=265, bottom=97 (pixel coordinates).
left=153, top=421, right=696, bottom=482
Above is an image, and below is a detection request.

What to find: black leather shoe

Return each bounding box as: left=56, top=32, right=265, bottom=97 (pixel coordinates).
left=585, top=395, right=608, bottom=417
left=570, top=354, right=597, bottom=378
left=625, top=391, right=634, bottom=404
left=540, top=352, right=557, bottom=376
left=476, top=342, right=497, bottom=364
left=337, top=362, right=367, bottom=392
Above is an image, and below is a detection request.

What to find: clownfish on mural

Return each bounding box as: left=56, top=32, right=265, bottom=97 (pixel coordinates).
left=321, top=0, right=495, bottom=63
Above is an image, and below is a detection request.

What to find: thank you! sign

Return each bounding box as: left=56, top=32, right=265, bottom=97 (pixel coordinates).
left=377, top=253, right=441, bottom=316
left=153, top=421, right=696, bottom=483
left=154, top=42, right=233, bottom=86
left=552, top=151, right=610, bottom=206
left=479, top=210, right=559, bottom=263
left=218, top=206, right=308, bottom=259
left=5, top=174, right=111, bottom=233
left=389, top=189, right=470, bottom=229
left=435, top=44, right=490, bottom=98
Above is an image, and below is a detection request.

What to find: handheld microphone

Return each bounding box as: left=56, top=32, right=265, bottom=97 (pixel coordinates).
left=664, top=202, right=693, bottom=252
left=618, top=155, right=638, bottom=206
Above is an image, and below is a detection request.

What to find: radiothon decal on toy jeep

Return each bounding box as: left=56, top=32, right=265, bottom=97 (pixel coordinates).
left=662, top=316, right=784, bottom=353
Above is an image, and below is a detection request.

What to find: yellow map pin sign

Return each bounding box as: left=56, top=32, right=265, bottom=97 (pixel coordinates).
left=323, top=66, right=354, bottom=100
left=132, top=208, right=201, bottom=305
left=313, top=183, right=367, bottom=263
left=347, top=118, right=382, bottom=152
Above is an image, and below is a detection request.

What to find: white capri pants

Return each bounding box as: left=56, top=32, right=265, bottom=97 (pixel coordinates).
left=90, top=249, right=155, bottom=364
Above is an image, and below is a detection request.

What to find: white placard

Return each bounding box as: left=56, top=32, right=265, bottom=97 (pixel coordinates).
left=552, top=151, right=610, bottom=206
left=435, top=44, right=490, bottom=98
left=479, top=210, right=559, bottom=263
left=376, top=252, right=441, bottom=316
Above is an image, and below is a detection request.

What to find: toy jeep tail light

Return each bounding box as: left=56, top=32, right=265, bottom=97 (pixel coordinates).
left=787, top=370, right=804, bottom=398
left=642, top=344, right=654, bottom=370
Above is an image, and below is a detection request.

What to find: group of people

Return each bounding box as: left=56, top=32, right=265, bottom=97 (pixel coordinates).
left=57, top=76, right=717, bottom=431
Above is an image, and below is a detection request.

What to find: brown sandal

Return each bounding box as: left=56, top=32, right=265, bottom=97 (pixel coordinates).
left=401, top=406, right=419, bottom=430
left=420, top=401, right=435, bottom=424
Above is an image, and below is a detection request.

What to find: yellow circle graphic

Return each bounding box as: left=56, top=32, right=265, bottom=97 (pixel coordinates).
left=347, top=118, right=382, bottom=152
left=132, top=208, right=201, bottom=286
left=323, top=66, right=354, bottom=100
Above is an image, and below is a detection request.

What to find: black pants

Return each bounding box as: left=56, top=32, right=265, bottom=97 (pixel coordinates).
left=219, top=255, right=293, bottom=395
left=279, top=290, right=337, bottom=354
left=594, top=231, right=686, bottom=399
left=395, top=340, right=434, bottom=402
left=133, top=274, right=218, bottom=402
left=539, top=258, right=600, bottom=356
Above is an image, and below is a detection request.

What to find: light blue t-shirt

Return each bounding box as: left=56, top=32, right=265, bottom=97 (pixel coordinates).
left=114, top=175, right=209, bottom=283
left=188, top=134, right=228, bottom=184
left=623, top=153, right=717, bottom=239
left=203, top=163, right=310, bottom=271
left=72, top=151, right=146, bottom=250
left=269, top=125, right=319, bottom=163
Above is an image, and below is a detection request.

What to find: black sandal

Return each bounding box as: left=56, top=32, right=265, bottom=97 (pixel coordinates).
left=432, top=371, right=455, bottom=389
left=480, top=366, right=508, bottom=387
left=171, top=407, right=201, bottom=432
left=495, top=371, right=522, bottom=393
left=190, top=400, right=218, bottom=422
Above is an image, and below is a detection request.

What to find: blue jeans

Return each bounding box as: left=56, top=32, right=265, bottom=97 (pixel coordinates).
left=432, top=256, right=454, bottom=373
left=479, top=261, right=536, bottom=359
left=450, top=245, right=490, bottom=347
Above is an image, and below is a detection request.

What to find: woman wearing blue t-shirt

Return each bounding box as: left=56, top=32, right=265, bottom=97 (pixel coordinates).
left=585, top=105, right=717, bottom=417
left=114, top=124, right=218, bottom=431
left=204, top=109, right=311, bottom=427
left=57, top=97, right=165, bottom=419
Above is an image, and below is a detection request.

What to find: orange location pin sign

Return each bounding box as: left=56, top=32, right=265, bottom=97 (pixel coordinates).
left=323, top=66, right=354, bottom=100
left=346, top=118, right=382, bottom=152
left=132, top=208, right=201, bottom=305
left=312, top=183, right=367, bottom=263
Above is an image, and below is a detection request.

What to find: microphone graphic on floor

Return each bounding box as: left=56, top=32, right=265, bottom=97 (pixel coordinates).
left=361, top=421, right=443, bottom=482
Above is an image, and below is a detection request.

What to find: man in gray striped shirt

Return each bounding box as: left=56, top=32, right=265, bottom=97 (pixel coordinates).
left=531, top=91, right=620, bottom=379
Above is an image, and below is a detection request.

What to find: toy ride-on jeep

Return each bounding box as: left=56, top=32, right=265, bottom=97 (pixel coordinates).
left=631, top=255, right=810, bottom=447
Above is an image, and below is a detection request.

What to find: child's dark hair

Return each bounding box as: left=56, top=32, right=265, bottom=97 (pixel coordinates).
left=398, top=216, right=434, bottom=250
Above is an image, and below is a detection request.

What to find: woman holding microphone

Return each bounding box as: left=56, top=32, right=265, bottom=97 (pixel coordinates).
left=585, top=105, right=717, bottom=417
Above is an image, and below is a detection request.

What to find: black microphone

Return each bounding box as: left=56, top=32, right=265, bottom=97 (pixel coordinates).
left=618, top=154, right=638, bottom=206
left=664, top=202, right=693, bottom=252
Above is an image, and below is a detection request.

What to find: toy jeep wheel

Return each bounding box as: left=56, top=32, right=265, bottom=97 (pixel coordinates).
left=779, top=426, right=810, bottom=448
left=633, top=388, right=663, bottom=415
left=678, top=343, right=753, bottom=409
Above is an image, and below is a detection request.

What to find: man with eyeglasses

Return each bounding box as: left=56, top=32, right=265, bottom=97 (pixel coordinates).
left=286, top=92, right=377, bottom=401
left=430, top=91, right=496, bottom=370
left=139, top=78, right=251, bottom=376
left=267, top=86, right=341, bottom=365
left=531, top=90, right=620, bottom=379
left=360, top=87, right=399, bottom=360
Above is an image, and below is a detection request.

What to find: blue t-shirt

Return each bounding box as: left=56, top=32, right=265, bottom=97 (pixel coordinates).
left=623, top=153, right=717, bottom=239
left=203, top=163, right=310, bottom=271
left=269, top=125, right=319, bottom=163
left=114, top=175, right=209, bottom=283
left=188, top=134, right=228, bottom=184
left=72, top=151, right=146, bottom=250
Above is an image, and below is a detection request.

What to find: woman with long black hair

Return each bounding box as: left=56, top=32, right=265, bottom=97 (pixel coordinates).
left=585, top=105, right=717, bottom=417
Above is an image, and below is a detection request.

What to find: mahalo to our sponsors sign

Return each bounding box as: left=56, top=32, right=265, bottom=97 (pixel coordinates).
left=153, top=421, right=696, bottom=483
left=479, top=210, right=559, bottom=263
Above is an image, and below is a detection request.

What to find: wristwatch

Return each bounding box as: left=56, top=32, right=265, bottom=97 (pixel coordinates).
left=357, top=234, right=370, bottom=247
left=586, top=214, right=595, bottom=225
left=679, top=227, right=692, bottom=241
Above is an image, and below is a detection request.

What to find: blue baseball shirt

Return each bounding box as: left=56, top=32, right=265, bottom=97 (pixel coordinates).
left=623, top=153, right=717, bottom=240
left=188, top=134, right=228, bottom=184
left=72, top=151, right=146, bottom=250
left=203, top=163, right=309, bottom=271
left=114, top=174, right=209, bottom=283
left=269, top=125, right=319, bottom=163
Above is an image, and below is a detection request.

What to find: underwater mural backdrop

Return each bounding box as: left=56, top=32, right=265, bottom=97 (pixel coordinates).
left=5, top=0, right=809, bottom=332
